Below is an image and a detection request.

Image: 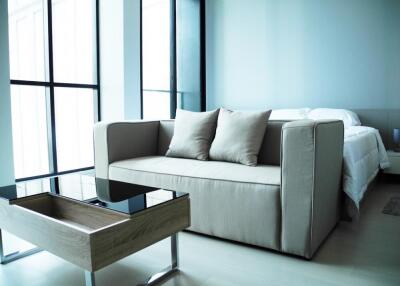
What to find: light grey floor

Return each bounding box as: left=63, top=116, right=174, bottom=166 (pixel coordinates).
left=0, top=181, right=399, bottom=286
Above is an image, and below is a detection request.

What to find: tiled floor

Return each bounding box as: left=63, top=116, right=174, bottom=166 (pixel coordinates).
left=0, top=181, right=399, bottom=286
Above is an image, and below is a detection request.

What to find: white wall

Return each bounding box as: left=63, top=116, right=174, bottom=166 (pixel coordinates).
left=0, top=0, right=16, bottom=186
left=100, top=0, right=141, bottom=121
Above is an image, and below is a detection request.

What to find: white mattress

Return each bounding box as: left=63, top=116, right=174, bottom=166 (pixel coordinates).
left=343, top=126, right=390, bottom=209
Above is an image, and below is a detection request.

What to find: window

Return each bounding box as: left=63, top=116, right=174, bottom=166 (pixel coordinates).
left=142, top=0, right=172, bottom=120
left=8, top=0, right=100, bottom=180
left=141, top=0, right=205, bottom=120
left=10, top=85, right=50, bottom=178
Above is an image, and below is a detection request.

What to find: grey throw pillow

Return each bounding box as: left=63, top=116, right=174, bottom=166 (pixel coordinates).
left=166, top=109, right=219, bottom=160
left=209, top=108, right=271, bottom=166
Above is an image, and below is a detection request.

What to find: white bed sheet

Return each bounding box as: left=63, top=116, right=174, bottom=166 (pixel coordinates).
left=343, top=126, right=390, bottom=209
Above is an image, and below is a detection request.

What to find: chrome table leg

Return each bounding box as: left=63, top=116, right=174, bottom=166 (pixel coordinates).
left=0, top=229, right=42, bottom=265
left=141, top=233, right=179, bottom=286
left=0, top=228, right=180, bottom=286
left=85, top=270, right=96, bottom=286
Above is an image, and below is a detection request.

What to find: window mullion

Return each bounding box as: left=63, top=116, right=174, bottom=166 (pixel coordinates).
left=95, top=0, right=101, bottom=120
left=46, top=0, right=58, bottom=174
left=170, top=0, right=177, bottom=119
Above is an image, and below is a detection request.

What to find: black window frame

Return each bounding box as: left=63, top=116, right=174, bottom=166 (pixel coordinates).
left=140, top=0, right=206, bottom=119
left=10, top=0, right=101, bottom=182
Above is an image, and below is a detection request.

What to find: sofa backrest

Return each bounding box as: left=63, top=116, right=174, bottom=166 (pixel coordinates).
left=157, top=120, right=287, bottom=166
left=258, top=121, right=286, bottom=165
left=158, top=120, right=175, bottom=155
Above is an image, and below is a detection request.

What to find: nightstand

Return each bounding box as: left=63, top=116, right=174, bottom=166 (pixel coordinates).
left=384, top=150, right=400, bottom=175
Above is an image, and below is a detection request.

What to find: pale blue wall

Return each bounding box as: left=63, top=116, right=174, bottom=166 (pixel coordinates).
left=0, top=0, right=16, bottom=186
left=124, top=0, right=142, bottom=119
left=206, top=0, right=400, bottom=111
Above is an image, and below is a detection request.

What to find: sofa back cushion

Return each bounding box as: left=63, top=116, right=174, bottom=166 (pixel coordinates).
left=158, top=120, right=175, bottom=155
left=158, top=120, right=286, bottom=166
left=258, top=121, right=286, bottom=166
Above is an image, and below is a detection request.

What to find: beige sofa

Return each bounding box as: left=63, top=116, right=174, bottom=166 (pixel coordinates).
left=94, top=119, right=344, bottom=259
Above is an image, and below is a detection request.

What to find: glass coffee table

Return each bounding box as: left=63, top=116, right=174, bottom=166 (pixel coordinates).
left=0, top=173, right=190, bottom=286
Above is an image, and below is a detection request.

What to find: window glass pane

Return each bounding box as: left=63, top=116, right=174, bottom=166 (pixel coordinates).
left=52, top=0, right=96, bottom=84
left=177, top=0, right=201, bottom=111
left=17, top=179, right=51, bottom=196
left=54, top=87, right=95, bottom=171
left=142, top=0, right=171, bottom=119
left=58, top=175, right=97, bottom=200
left=10, top=85, right=50, bottom=179
left=143, top=91, right=170, bottom=120
left=8, top=0, right=47, bottom=81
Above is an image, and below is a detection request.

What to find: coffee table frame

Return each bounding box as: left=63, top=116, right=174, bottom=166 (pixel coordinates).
left=0, top=229, right=180, bottom=286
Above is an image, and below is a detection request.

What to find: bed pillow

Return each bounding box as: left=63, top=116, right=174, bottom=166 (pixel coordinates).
left=269, top=108, right=311, bottom=120
left=166, top=109, right=219, bottom=160
left=308, top=108, right=361, bottom=128
left=209, top=108, right=271, bottom=166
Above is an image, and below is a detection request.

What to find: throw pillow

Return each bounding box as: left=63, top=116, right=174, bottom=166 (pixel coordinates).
left=166, top=109, right=219, bottom=160
left=209, top=108, right=271, bottom=166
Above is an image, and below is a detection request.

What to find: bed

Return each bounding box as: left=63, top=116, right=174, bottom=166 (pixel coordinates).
left=343, top=126, right=390, bottom=215
left=271, top=108, right=390, bottom=217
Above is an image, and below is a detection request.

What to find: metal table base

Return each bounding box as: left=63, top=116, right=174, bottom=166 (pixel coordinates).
left=0, top=229, right=179, bottom=286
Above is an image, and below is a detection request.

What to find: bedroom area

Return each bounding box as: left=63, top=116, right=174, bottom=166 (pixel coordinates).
left=0, top=0, right=399, bottom=285
left=206, top=0, right=400, bottom=220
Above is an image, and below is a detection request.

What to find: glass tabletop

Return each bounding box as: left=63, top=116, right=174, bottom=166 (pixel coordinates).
left=0, top=173, right=188, bottom=215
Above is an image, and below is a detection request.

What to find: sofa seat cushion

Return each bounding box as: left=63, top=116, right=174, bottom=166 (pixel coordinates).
left=108, top=156, right=281, bottom=250
left=109, top=156, right=281, bottom=186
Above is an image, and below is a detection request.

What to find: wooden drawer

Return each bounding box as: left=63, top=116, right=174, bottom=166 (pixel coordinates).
left=0, top=193, right=190, bottom=272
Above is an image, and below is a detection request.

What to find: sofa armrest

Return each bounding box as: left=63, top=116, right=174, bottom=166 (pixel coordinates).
left=280, top=119, right=344, bottom=258
left=94, top=120, right=160, bottom=179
